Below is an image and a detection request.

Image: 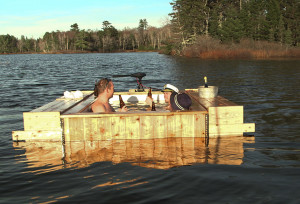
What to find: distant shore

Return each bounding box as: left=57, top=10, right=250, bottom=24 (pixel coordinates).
left=2, top=47, right=300, bottom=60
left=0, top=49, right=156, bottom=55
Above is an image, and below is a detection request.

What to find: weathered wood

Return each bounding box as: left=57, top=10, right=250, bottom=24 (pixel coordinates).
left=185, top=89, right=237, bottom=109
left=209, top=124, right=255, bottom=137
left=125, top=115, right=140, bottom=139
left=32, top=91, right=93, bottom=113
left=152, top=116, right=167, bottom=139
left=185, top=89, right=254, bottom=137
left=12, top=130, right=61, bottom=141
left=24, top=112, right=61, bottom=131
left=61, top=111, right=207, bottom=141
left=208, top=106, right=250, bottom=137
left=209, top=106, right=244, bottom=125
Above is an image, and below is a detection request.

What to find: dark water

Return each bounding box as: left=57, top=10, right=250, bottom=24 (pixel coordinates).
left=0, top=53, right=299, bottom=203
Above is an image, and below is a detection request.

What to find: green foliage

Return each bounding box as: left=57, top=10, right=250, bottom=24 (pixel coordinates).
left=284, top=28, right=293, bottom=45
left=0, top=34, right=18, bottom=53
left=169, top=0, right=299, bottom=47
left=219, top=8, right=245, bottom=43
left=70, top=23, right=79, bottom=32
left=138, top=19, right=148, bottom=31
left=74, top=30, right=91, bottom=51
left=42, top=32, right=59, bottom=51
left=208, top=9, right=220, bottom=38
left=170, top=0, right=209, bottom=46
left=100, top=21, right=119, bottom=52
left=160, top=43, right=174, bottom=55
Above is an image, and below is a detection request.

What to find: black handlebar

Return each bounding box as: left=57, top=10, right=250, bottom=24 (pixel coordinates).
left=112, top=72, right=147, bottom=92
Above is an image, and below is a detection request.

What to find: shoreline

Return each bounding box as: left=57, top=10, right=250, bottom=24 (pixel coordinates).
left=0, top=49, right=157, bottom=55
left=1, top=48, right=300, bottom=60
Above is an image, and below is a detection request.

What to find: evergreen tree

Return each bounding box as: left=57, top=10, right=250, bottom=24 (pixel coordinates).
left=74, top=30, right=90, bottom=51
left=284, top=27, right=293, bottom=45
left=208, top=9, right=218, bottom=38
left=277, top=15, right=285, bottom=43
left=100, top=21, right=119, bottom=52
left=0, top=34, right=18, bottom=53
left=266, top=0, right=281, bottom=41
left=281, top=0, right=300, bottom=46
left=70, top=23, right=80, bottom=32
left=219, top=8, right=244, bottom=43
left=138, top=19, right=149, bottom=47
left=169, top=0, right=210, bottom=47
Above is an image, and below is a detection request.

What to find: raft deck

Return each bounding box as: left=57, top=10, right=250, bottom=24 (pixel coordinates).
left=12, top=89, right=255, bottom=142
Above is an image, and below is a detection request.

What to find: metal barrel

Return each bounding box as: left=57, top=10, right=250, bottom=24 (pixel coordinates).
left=198, top=86, right=218, bottom=98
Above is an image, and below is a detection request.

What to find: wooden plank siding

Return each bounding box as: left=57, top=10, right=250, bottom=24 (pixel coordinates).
left=61, top=111, right=207, bottom=141
left=24, top=112, right=61, bottom=131
left=185, top=89, right=255, bottom=137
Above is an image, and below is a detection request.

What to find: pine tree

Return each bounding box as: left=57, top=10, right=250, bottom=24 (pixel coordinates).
left=284, top=27, right=293, bottom=45
left=219, top=7, right=244, bottom=43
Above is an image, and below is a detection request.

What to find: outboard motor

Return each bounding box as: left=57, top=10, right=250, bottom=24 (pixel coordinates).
left=113, top=72, right=147, bottom=92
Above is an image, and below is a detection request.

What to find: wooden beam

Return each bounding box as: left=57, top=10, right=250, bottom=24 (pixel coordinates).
left=12, top=130, right=62, bottom=141
left=209, top=123, right=255, bottom=137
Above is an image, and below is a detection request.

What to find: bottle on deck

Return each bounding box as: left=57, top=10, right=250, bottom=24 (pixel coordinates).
left=151, top=101, right=156, bottom=111
left=119, top=95, right=125, bottom=108
left=148, top=87, right=152, bottom=99
left=148, top=87, right=156, bottom=111
left=204, top=76, right=208, bottom=88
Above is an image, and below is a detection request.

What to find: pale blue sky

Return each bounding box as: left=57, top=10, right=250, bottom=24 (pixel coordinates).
left=0, top=0, right=172, bottom=39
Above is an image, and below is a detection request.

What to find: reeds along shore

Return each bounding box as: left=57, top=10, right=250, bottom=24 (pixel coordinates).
left=178, top=37, right=300, bottom=59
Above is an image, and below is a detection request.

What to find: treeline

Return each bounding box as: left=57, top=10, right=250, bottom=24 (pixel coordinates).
left=1, top=0, right=299, bottom=57
left=169, top=0, right=299, bottom=47
left=0, top=19, right=172, bottom=54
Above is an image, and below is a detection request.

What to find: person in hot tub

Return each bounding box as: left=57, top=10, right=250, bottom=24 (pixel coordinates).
left=92, top=78, right=128, bottom=113
left=146, top=84, right=191, bottom=111
left=169, top=91, right=192, bottom=111
left=160, top=84, right=179, bottom=110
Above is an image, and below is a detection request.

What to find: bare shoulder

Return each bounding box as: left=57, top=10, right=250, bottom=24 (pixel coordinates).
left=91, top=101, right=106, bottom=113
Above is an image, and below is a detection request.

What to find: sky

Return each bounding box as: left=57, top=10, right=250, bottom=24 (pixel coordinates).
left=0, top=0, right=173, bottom=39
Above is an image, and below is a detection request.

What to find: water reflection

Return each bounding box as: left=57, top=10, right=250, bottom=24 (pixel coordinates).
left=14, top=136, right=254, bottom=173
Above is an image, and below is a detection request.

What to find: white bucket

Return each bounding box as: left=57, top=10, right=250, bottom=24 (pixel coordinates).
left=198, top=86, right=218, bottom=98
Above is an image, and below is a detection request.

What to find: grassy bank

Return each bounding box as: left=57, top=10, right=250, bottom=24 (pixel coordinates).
left=176, top=36, right=300, bottom=59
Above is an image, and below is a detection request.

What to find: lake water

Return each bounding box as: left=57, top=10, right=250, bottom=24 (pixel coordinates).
left=0, top=52, right=299, bottom=203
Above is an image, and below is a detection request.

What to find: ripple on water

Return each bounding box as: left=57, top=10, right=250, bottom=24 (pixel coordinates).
left=0, top=53, right=300, bottom=203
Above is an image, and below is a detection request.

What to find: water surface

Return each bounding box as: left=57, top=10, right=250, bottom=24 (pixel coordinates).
left=0, top=53, right=299, bottom=203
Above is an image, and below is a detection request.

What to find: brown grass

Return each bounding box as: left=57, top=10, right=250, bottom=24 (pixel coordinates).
left=180, top=36, right=300, bottom=59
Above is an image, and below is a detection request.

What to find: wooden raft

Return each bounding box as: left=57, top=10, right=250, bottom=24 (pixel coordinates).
left=12, top=89, right=255, bottom=142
